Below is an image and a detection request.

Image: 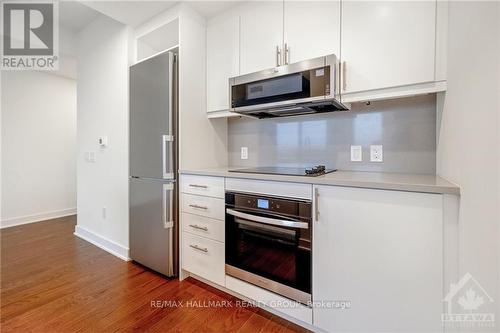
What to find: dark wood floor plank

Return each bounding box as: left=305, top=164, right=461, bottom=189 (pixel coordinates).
left=0, top=216, right=308, bottom=332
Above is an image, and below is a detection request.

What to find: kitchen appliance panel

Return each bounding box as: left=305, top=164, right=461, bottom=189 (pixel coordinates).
left=130, top=52, right=174, bottom=179
left=130, top=177, right=174, bottom=276
left=225, top=192, right=312, bottom=304
left=129, top=50, right=178, bottom=277
left=229, top=54, right=346, bottom=118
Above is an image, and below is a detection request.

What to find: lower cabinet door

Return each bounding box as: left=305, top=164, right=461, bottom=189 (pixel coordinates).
left=312, top=185, right=443, bottom=332
left=182, top=232, right=225, bottom=286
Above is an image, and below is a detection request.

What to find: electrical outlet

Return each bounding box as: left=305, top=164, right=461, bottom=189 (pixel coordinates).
left=241, top=147, right=248, bottom=160
left=102, top=207, right=107, bottom=219
left=350, top=145, right=362, bottom=162
left=370, top=145, right=383, bottom=162
left=98, top=136, right=108, bottom=147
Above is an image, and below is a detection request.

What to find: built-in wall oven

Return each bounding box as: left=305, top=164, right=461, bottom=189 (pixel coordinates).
left=225, top=192, right=312, bottom=305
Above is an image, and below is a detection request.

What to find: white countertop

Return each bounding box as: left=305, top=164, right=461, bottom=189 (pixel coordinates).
left=179, top=167, right=460, bottom=195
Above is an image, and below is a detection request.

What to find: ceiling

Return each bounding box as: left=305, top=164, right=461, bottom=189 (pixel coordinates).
left=80, top=1, right=179, bottom=28
left=77, top=1, right=239, bottom=28
left=190, top=1, right=240, bottom=18
left=59, top=1, right=102, bottom=32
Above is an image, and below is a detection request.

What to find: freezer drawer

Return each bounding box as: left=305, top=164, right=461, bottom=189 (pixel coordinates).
left=129, top=177, right=175, bottom=276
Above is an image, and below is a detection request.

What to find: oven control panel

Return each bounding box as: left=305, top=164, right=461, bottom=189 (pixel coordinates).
left=225, top=192, right=311, bottom=219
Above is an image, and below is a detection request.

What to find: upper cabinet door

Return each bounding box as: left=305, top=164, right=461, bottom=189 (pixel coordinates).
left=207, top=15, right=240, bottom=113
left=240, top=1, right=284, bottom=74
left=283, top=1, right=341, bottom=64
left=341, top=1, right=436, bottom=93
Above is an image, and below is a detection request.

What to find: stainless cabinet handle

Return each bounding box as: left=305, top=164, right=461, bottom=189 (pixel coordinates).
left=342, top=61, right=347, bottom=91
left=284, top=43, right=290, bottom=65
left=190, top=244, right=208, bottom=253
left=189, top=204, right=208, bottom=210
left=314, top=187, right=320, bottom=221
left=276, top=45, right=282, bottom=67
left=189, top=224, right=208, bottom=231
left=188, top=184, right=208, bottom=189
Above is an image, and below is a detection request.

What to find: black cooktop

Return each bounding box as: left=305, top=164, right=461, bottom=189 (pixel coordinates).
left=228, top=165, right=336, bottom=177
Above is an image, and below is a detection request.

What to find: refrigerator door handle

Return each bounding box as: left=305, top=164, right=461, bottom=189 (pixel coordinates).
left=162, top=135, right=174, bottom=179
left=162, top=183, right=174, bottom=229
left=163, top=52, right=175, bottom=181
left=163, top=182, right=174, bottom=276
left=168, top=52, right=174, bottom=136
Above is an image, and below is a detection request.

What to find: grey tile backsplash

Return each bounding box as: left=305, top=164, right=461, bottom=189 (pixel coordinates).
left=228, top=94, right=437, bottom=174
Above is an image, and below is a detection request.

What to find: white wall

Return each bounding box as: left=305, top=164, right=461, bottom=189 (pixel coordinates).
left=1, top=71, right=77, bottom=227
left=75, top=15, right=131, bottom=259
left=437, top=0, right=500, bottom=325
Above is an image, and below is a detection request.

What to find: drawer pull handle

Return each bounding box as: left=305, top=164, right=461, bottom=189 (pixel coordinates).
left=190, top=244, right=208, bottom=253
left=189, top=224, right=208, bottom=231
left=189, top=204, right=208, bottom=210
left=189, top=184, right=208, bottom=189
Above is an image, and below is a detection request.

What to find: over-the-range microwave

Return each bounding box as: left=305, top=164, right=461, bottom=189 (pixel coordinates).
left=229, top=54, right=348, bottom=118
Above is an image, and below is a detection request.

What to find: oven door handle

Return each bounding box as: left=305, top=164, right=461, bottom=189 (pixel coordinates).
left=226, top=208, right=309, bottom=229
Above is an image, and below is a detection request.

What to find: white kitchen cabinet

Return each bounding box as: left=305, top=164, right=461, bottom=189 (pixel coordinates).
left=182, top=232, right=225, bottom=286
left=341, top=1, right=437, bottom=94
left=312, top=185, right=443, bottom=332
left=239, top=1, right=284, bottom=74
left=180, top=174, right=225, bottom=198
left=206, top=15, right=239, bottom=113
left=283, top=1, right=340, bottom=64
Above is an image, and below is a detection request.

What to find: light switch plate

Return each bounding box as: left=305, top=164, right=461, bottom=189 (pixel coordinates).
left=350, top=145, right=362, bottom=162
left=241, top=147, right=248, bottom=160
left=86, top=151, right=96, bottom=163
left=370, top=145, right=383, bottom=162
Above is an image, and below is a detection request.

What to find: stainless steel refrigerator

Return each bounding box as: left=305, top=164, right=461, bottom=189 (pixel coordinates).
left=129, top=51, right=178, bottom=276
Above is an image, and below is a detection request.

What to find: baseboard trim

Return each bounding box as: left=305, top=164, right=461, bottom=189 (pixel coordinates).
left=74, top=225, right=130, bottom=261
left=0, top=208, right=77, bottom=229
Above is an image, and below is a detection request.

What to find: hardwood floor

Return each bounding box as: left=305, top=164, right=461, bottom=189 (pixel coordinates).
left=0, top=216, right=308, bottom=332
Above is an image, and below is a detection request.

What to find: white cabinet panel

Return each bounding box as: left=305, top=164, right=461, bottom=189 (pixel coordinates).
left=341, top=1, right=436, bottom=93
left=207, top=15, right=239, bottom=113
left=180, top=174, right=225, bottom=198
left=240, top=1, right=284, bottom=74
left=283, top=1, right=340, bottom=64
left=180, top=193, right=225, bottom=221
left=312, top=185, right=443, bottom=332
left=225, top=178, right=312, bottom=200
left=181, top=212, right=224, bottom=243
left=182, top=232, right=225, bottom=286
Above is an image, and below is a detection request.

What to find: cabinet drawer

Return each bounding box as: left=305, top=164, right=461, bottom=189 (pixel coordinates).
left=180, top=175, right=224, bottom=198
left=181, top=193, right=225, bottom=220
left=182, top=232, right=225, bottom=286
left=181, top=212, right=224, bottom=243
